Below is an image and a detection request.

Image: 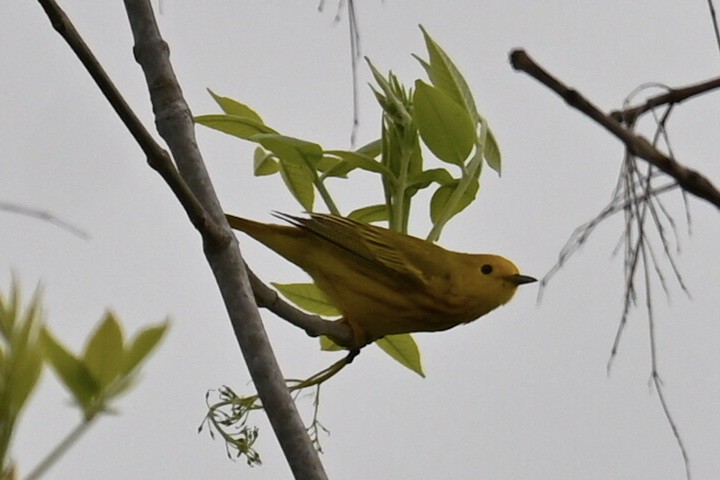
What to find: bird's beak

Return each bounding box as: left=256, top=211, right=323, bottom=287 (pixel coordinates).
left=508, top=274, right=537, bottom=285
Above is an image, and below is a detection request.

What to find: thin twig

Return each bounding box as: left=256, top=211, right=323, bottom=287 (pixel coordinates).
left=24, top=418, right=97, bottom=480
left=347, top=0, right=361, bottom=146
left=36, top=0, right=228, bottom=250
left=642, top=239, right=691, bottom=480
left=509, top=49, right=720, bottom=211
left=528, top=61, right=696, bottom=480
left=0, top=202, right=89, bottom=239
left=246, top=266, right=354, bottom=346
left=708, top=0, right=720, bottom=57
left=610, top=76, right=720, bottom=123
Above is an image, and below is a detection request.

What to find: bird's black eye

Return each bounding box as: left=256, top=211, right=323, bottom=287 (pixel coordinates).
left=481, top=264, right=493, bottom=275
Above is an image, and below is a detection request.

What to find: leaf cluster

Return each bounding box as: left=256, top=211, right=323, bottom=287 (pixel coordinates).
left=196, top=27, right=506, bottom=464
left=41, top=312, right=168, bottom=420
left=0, top=283, right=44, bottom=477
left=196, top=26, right=503, bottom=375
left=0, top=280, right=168, bottom=480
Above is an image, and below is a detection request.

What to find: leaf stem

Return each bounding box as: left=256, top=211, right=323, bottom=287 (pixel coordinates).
left=24, top=417, right=96, bottom=480
left=426, top=121, right=487, bottom=242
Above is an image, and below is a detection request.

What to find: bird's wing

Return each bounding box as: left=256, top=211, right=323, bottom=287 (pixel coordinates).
left=273, top=212, right=426, bottom=286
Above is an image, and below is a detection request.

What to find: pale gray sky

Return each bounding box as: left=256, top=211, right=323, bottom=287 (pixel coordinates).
left=2, top=1, right=719, bottom=479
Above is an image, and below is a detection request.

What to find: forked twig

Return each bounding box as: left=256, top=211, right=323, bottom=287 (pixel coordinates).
left=522, top=57, right=698, bottom=479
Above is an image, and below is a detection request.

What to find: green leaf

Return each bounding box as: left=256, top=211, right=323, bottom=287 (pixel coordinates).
left=253, top=147, right=279, bottom=176
left=356, top=139, right=382, bottom=158
left=40, top=328, right=99, bottom=406
left=366, top=59, right=411, bottom=125
left=207, top=90, right=265, bottom=124
left=375, top=334, right=425, bottom=377
left=279, top=160, right=314, bottom=211
left=0, top=280, right=20, bottom=339
left=347, top=204, right=389, bottom=223
left=0, top=285, right=43, bottom=416
left=9, top=345, right=43, bottom=416
left=83, top=312, right=125, bottom=389
left=253, top=135, right=323, bottom=165
left=315, top=155, right=345, bottom=175
left=407, top=168, right=454, bottom=190
left=253, top=134, right=322, bottom=212
left=319, top=336, right=345, bottom=351
left=414, top=25, right=480, bottom=125
left=271, top=283, right=342, bottom=317
left=430, top=178, right=480, bottom=224
left=194, top=114, right=277, bottom=140
left=484, top=128, right=502, bottom=175
left=322, top=150, right=395, bottom=178
left=413, top=80, right=475, bottom=166
left=366, top=59, right=396, bottom=105
left=122, top=320, right=169, bottom=375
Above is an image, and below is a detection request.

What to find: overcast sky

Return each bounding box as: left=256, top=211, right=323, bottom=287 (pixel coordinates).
left=2, top=1, right=720, bottom=479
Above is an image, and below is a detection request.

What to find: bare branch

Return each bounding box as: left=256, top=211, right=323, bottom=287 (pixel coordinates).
left=0, top=202, right=88, bottom=239
left=37, top=1, right=329, bottom=478
left=509, top=49, right=720, bottom=211
left=610, top=76, right=720, bottom=124
left=708, top=0, right=720, bottom=57
left=36, top=0, right=228, bottom=249
left=246, top=266, right=355, bottom=346
left=642, top=242, right=691, bottom=480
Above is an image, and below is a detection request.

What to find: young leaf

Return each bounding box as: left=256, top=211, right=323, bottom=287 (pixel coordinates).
left=356, top=138, right=382, bottom=158
left=9, top=345, right=43, bottom=416
left=0, top=280, right=20, bottom=339
left=253, top=147, right=279, bottom=176
left=253, top=135, right=324, bottom=166
left=254, top=135, right=321, bottom=211
left=194, top=114, right=277, bottom=140
left=323, top=150, right=395, bottom=178
left=271, top=283, right=342, bottom=317
left=430, top=178, right=480, bottom=225
left=407, top=168, right=454, bottom=190
left=279, top=161, right=315, bottom=211
left=348, top=204, right=389, bottom=223
left=319, top=336, right=345, bottom=351
left=315, top=155, right=346, bottom=175
left=40, top=328, right=99, bottom=406
left=83, top=312, right=125, bottom=389
left=413, top=81, right=475, bottom=166
left=122, top=320, right=169, bottom=375
left=366, top=59, right=411, bottom=126
left=484, top=128, right=502, bottom=175
left=415, top=25, right=480, bottom=125
left=207, top=89, right=265, bottom=124
left=375, top=334, right=425, bottom=377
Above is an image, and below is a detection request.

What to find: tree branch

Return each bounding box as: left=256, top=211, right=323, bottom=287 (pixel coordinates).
left=247, top=266, right=354, bottom=345
left=37, top=0, right=227, bottom=249
left=509, top=49, right=720, bottom=211
left=610, top=75, right=720, bottom=124
left=37, top=1, right=328, bottom=478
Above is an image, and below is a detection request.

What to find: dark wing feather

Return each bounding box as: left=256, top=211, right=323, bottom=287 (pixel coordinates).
left=273, top=212, right=426, bottom=286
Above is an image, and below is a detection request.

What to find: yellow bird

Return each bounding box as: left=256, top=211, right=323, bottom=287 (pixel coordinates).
left=227, top=212, right=536, bottom=349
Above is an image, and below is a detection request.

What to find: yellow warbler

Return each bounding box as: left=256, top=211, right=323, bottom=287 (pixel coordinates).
left=227, top=212, right=536, bottom=349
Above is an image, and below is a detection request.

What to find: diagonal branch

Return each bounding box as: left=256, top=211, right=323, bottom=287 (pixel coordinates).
left=37, top=1, right=329, bottom=478
left=37, top=0, right=227, bottom=247
left=509, top=49, right=720, bottom=211
left=609, top=75, right=720, bottom=124
left=247, top=267, right=354, bottom=345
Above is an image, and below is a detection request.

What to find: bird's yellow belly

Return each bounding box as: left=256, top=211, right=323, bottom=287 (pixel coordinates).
left=313, top=267, right=486, bottom=343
